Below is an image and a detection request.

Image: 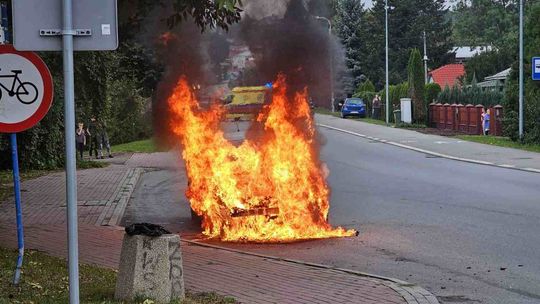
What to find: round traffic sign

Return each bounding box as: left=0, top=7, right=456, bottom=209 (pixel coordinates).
left=0, top=44, right=54, bottom=133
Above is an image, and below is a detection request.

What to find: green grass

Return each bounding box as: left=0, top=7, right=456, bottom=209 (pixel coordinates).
left=112, top=139, right=160, bottom=153
left=313, top=107, right=387, bottom=126
left=455, top=135, right=540, bottom=153
left=0, top=247, right=236, bottom=304
left=358, top=117, right=388, bottom=126
left=77, top=160, right=109, bottom=169
left=395, top=122, right=427, bottom=129
left=313, top=107, right=340, bottom=117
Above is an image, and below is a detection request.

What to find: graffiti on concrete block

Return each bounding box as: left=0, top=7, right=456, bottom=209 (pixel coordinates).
left=141, top=242, right=158, bottom=291
left=168, top=240, right=184, bottom=295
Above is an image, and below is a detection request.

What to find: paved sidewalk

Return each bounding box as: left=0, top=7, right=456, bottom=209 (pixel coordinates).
left=316, top=114, right=540, bottom=173
left=0, top=153, right=439, bottom=304
left=0, top=164, right=140, bottom=226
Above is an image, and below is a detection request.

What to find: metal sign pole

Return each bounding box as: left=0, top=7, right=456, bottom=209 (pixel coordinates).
left=10, top=133, right=24, bottom=285
left=385, top=0, right=390, bottom=125
left=62, top=0, right=80, bottom=302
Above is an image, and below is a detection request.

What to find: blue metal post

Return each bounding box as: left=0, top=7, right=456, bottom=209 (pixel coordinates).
left=10, top=133, right=24, bottom=285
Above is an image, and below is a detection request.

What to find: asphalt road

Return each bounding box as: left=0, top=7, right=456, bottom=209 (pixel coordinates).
left=123, top=126, right=540, bottom=304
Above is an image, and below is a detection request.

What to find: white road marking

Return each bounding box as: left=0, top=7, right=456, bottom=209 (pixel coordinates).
left=317, top=123, right=540, bottom=174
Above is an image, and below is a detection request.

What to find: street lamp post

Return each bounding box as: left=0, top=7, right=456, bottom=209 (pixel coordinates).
left=385, top=0, right=390, bottom=124
left=423, top=30, right=428, bottom=84
left=519, top=0, right=524, bottom=140
left=315, top=16, right=335, bottom=112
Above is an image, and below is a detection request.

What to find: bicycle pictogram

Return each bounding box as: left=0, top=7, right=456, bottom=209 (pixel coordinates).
left=0, top=69, right=39, bottom=105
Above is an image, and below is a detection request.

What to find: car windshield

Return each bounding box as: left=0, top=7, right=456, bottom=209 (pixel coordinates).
left=346, top=99, right=364, bottom=106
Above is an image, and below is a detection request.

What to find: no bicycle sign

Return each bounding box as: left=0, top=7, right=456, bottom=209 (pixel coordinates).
left=0, top=44, right=53, bottom=133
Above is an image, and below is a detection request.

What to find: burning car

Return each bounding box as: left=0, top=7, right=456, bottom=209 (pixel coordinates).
left=224, top=86, right=272, bottom=121
left=168, top=74, right=356, bottom=242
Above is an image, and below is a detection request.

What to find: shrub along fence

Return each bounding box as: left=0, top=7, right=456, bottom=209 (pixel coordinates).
left=428, top=103, right=504, bottom=136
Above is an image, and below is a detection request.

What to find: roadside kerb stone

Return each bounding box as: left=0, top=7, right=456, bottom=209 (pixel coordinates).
left=318, top=123, right=540, bottom=175
left=181, top=239, right=440, bottom=304
left=98, top=168, right=143, bottom=226
left=115, top=234, right=185, bottom=303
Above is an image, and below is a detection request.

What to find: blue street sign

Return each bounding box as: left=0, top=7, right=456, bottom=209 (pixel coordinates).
left=533, top=57, right=540, bottom=80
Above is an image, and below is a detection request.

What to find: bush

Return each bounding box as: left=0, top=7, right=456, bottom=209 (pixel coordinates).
left=379, top=82, right=409, bottom=122
left=425, top=83, right=441, bottom=104
left=437, top=83, right=503, bottom=106
left=407, top=49, right=425, bottom=123
left=356, top=79, right=376, bottom=94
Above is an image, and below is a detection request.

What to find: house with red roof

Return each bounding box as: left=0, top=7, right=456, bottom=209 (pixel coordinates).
left=428, top=64, right=465, bottom=88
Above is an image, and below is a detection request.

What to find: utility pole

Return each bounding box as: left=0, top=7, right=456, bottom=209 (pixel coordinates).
left=423, top=30, right=428, bottom=84
left=519, top=0, right=524, bottom=140
left=385, top=0, right=390, bottom=124
left=315, top=16, right=335, bottom=112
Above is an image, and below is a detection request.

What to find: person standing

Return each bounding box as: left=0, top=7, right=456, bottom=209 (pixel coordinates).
left=481, top=108, right=491, bottom=136
left=87, top=116, right=99, bottom=158
left=372, top=94, right=381, bottom=119
left=76, top=122, right=86, bottom=160
left=98, top=120, right=113, bottom=159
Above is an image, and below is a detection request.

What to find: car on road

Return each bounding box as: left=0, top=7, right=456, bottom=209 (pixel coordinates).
left=340, top=98, right=366, bottom=118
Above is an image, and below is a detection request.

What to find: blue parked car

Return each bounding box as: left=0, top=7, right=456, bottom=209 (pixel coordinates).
left=340, top=98, right=366, bottom=118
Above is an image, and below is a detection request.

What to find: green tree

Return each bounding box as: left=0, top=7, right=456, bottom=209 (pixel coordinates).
left=425, top=83, right=441, bottom=104
left=504, top=2, right=540, bottom=143
left=120, top=0, right=243, bottom=32
left=452, top=0, right=518, bottom=51
left=407, top=49, right=425, bottom=122
left=362, top=0, right=451, bottom=89
left=438, top=85, right=451, bottom=104
left=0, top=0, right=244, bottom=170
left=357, top=79, right=376, bottom=93
left=464, top=50, right=515, bottom=84
left=334, top=0, right=367, bottom=86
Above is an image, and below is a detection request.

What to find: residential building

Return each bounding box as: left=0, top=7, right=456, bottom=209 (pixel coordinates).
left=451, top=46, right=493, bottom=63
left=428, top=64, right=465, bottom=88
left=476, top=68, right=511, bottom=91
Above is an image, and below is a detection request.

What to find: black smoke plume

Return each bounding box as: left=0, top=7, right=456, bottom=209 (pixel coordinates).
left=234, top=0, right=337, bottom=106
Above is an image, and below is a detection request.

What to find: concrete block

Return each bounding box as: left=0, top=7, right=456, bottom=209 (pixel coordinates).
left=115, top=234, right=185, bottom=303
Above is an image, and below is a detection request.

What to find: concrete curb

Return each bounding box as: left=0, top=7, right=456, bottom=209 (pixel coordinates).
left=181, top=239, right=440, bottom=304
left=99, top=167, right=143, bottom=226
left=318, top=123, right=540, bottom=175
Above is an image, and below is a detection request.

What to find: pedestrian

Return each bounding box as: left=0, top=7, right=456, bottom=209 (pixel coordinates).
left=481, top=108, right=490, bottom=136
left=87, top=116, right=99, bottom=158
left=97, top=120, right=113, bottom=159
left=76, top=122, right=86, bottom=160
left=372, top=94, right=381, bottom=119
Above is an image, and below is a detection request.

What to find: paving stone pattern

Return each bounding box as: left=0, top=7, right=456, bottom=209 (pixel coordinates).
left=0, top=165, right=133, bottom=226
left=0, top=152, right=438, bottom=304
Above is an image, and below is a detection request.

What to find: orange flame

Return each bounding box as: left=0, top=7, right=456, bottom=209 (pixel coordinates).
left=168, top=74, right=356, bottom=242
